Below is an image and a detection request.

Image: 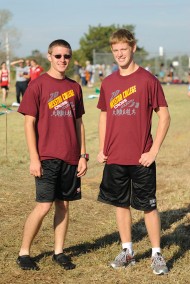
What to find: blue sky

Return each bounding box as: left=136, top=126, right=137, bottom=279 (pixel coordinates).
left=1, top=0, right=190, bottom=58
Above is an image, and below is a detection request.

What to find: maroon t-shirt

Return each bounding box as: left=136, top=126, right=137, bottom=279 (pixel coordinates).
left=18, top=73, right=85, bottom=165
left=97, top=67, right=168, bottom=165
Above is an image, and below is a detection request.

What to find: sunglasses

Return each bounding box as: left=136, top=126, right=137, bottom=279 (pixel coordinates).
left=52, top=54, right=72, bottom=60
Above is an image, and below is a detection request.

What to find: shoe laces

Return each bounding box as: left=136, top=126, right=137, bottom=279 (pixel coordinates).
left=115, top=250, right=126, bottom=262
left=152, top=253, right=166, bottom=267
left=115, top=249, right=133, bottom=262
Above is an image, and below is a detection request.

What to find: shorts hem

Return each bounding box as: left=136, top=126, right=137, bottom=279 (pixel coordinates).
left=131, top=204, right=157, bottom=211
left=36, top=199, right=53, bottom=203
left=58, top=196, right=82, bottom=202
left=98, top=197, right=157, bottom=211
left=97, top=196, right=130, bottom=208
left=36, top=196, right=82, bottom=202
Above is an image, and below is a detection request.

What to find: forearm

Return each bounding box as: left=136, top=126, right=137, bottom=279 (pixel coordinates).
left=150, top=109, right=171, bottom=156
left=99, top=111, right=107, bottom=151
left=97, top=111, right=107, bottom=163
left=139, top=107, right=170, bottom=167
left=25, top=116, right=43, bottom=177
left=24, top=116, right=39, bottom=161
left=76, top=118, right=86, bottom=154
left=10, top=59, right=24, bottom=66
left=76, top=117, right=87, bottom=177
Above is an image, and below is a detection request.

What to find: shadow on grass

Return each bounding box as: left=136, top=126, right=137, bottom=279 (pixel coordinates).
left=33, top=205, right=190, bottom=270
left=33, top=251, right=53, bottom=263
left=132, top=205, right=190, bottom=270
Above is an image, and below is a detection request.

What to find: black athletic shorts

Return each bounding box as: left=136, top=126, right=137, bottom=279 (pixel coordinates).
left=35, top=159, right=81, bottom=202
left=1, top=86, right=9, bottom=90
left=98, top=163, right=157, bottom=211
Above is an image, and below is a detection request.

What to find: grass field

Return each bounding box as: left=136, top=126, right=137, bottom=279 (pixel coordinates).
left=0, top=82, right=190, bottom=284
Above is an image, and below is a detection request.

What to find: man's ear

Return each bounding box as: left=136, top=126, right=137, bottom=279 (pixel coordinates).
left=47, top=53, right=51, bottom=62
left=132, top=44, right=137, bottom=53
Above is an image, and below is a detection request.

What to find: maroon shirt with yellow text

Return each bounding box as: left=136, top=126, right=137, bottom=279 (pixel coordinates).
left=18, top=73, right=85, bottom=165
left=97, top=67, right=168, bottom=165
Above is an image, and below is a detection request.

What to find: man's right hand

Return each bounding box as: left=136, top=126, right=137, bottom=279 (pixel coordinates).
left=30, top=159, right=43, bottom=177
left=97, top=150, right=108, bottom=163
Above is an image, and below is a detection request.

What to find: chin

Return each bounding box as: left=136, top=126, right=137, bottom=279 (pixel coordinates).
left=58, top=68, right=66, bottom=73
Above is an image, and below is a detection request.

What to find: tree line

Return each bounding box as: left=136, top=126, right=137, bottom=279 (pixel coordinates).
left=0, top=9, right=189, bottom=79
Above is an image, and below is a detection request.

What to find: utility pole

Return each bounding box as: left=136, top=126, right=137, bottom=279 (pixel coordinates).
left=5, top=33, right=10, bottom=71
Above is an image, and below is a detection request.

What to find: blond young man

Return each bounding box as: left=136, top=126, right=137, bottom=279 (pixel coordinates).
left=97, top=29, right=170, bottom=275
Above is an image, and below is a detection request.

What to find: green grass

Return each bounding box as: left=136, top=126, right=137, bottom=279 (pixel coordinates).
left=0, top=83, right=189, bottom=284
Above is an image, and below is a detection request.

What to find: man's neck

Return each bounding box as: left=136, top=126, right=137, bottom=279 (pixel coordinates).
left=119, top=62, right=139, bottom=76
left=47, top=70, right=65, bottom=80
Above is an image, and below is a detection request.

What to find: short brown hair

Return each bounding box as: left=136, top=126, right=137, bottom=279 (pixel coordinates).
left=48, top=39, right=72, bottom=54
left=109, top=29, right=136, bottom=47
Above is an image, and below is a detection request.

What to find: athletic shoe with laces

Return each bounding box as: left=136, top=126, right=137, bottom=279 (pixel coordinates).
left=151, top=252, right=168, bottom=275
left=16, top=255, right=39, bottom=270
left=110, top=248, right=135, bottom=269
left=52, top=253, right=76, bottom=270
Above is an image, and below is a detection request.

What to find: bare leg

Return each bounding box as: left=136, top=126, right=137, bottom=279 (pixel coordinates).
left=19, top=202, right=52, bottom=256
left=2, top=88, right=7, bottom=104
left=116, top=207, right=132, bottom=243
left=144, top=209, right=161, bottom=247
left=54, top=200, right=69, bottom=254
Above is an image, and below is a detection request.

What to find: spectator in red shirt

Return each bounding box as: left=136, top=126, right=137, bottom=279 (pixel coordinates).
left=0, top=62, right=10, bottom=104
left=30, top=59, right=43, bottom=81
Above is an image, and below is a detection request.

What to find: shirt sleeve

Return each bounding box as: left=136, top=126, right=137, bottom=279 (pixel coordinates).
left=150, top=78, right=168, bottom=110
left=97, top=85, right=107, bottom=111
left=18, top=81, right=40, bottom=117
left=75, top=84, right=85, bottom=118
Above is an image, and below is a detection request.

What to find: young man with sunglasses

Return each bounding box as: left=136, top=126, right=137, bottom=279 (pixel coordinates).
left=97, top=29, right=170, bottom=275
left=17, top=39, right=88, bottom=271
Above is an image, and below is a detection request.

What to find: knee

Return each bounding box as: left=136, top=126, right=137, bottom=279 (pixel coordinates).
left=144, top=209, right=160, bottom=218
left=55, top=200, right=69, bottom=213
left=35, top=202, right=53, bottom=217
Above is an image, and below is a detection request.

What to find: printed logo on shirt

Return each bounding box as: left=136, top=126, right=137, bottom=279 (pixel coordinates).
left=110, top=85, right=136, bottom=109
left=110, top=85, right=139, bottom=116
left=48, top=90, right=75, bottom=117
left=48, top=89, right=74, bottom=109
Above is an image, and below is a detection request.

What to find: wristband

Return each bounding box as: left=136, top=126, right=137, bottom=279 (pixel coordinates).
left=80, top=153, right=89, bottom=161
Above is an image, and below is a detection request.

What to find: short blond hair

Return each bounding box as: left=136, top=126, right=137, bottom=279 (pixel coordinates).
left=109, top=29, right=136, bottom=47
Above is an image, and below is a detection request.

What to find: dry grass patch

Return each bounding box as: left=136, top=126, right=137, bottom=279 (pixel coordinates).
left=0, top=83, right=189, bottom=284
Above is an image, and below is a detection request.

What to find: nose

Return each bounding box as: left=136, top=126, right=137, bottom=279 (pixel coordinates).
left=117, top=50, right=124, bottom=56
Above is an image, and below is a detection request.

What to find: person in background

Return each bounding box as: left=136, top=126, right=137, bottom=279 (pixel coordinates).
left=97, top=29, right=170, bottom=275
left=98, top=64, right=104, bottom=82
left=79, top=66, right=87, bottom=86
left=29, top=59, right=43, bottom=81
left=23, top=59, right=31, bottom=85
left=73, top=60, right=81, bottom=84
left=16, top=39, right=88, bottom=271
left=145, top=63, right=152, bottom=73
left=158, top=63, right=165, bottom=83
left=166, top=63, right=174, bottom=84
left=10, top=59, right=29, bottom=106
left=85, top=60, right=93, bottom=87
left=0, top=62, right=10, bottom=105
left=111, top=62, right=119, bottom=73
left=187, top=71, right=190, bottom=97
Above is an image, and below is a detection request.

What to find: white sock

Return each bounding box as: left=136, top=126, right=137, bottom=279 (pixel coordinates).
left=152, top=247, right=161, bottom=257
left=122, top=242, right=133, bottom=254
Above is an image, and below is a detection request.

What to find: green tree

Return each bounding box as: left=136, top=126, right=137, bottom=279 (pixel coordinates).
left=74, top=24, right=147, bottom=64
left=0, top=9, right=20, bottom=61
